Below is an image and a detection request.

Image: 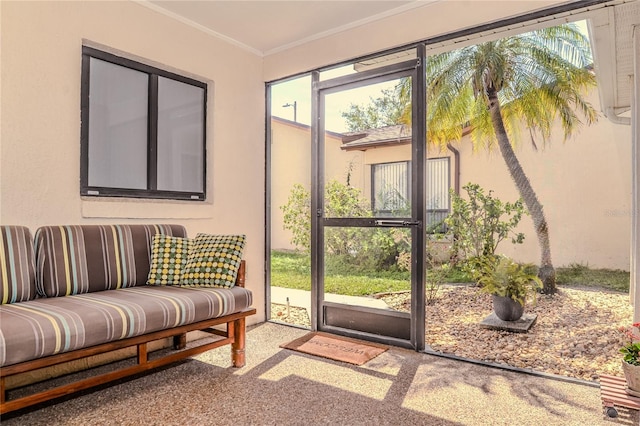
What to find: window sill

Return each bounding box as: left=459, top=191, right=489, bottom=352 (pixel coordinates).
left=81, top=197, right=213, bottom=219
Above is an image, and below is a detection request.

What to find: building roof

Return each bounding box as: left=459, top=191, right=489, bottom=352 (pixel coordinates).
left=340, top=124, right=411, bottom=151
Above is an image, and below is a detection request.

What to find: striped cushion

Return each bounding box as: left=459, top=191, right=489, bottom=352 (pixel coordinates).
left=35, top=225, right=186, bottom=297
left=0, top=285, right=253, bottom=367
left=0, top=226, right=36, bottom=304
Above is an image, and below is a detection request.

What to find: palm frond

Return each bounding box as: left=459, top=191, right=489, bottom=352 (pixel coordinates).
left=425, top=23, right=598, bottom=148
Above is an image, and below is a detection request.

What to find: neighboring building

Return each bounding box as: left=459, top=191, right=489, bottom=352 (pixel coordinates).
left=341, top=124, right=453, bottom=231
left=271, top=88, right=632, bottom=270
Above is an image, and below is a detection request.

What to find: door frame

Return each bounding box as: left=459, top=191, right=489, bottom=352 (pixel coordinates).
left=311, top=46, right=426, bottom=350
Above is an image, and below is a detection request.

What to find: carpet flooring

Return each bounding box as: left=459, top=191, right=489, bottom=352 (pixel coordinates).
left=0, top=322, right=630, bottom=425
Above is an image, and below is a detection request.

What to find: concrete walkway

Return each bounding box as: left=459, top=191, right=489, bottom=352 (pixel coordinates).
left=270, top=286, right=389, bottom=310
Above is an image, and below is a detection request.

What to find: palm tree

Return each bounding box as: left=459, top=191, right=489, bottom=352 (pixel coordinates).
left=425, top=23, right=597, bottom=294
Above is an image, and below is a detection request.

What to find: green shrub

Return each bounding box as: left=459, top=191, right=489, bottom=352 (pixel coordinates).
left=281, top=180, right=408, bottom=273
left=445, top=183, right=527, bottom=274
left=280, top=183, right=311, bottom=252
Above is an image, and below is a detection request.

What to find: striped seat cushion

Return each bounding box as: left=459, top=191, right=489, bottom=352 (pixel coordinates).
left=0, top=226, right=36, bottom=304
left=35, top=224, right=186, bottom=297
left=0, top=285, right=253, bottom=367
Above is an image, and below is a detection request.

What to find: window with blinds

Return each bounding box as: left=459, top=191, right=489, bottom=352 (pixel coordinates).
left=425, top=157, right=450, bottom=233
left=371, top=158, right=450, bottom=231
left=372, top=161, right=410, bottom=216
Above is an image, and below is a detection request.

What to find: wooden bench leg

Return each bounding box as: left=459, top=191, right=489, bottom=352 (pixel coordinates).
left=138, top=343, right=148, bottom=364
left=173, top=333, right=187, bottom=350
left=231, top=317, right=246, bottom=367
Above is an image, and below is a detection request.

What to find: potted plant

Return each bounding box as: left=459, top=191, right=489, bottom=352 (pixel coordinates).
left=619, top=323, right=640, bottom=395
left=472, top=255, right=542, bottom=321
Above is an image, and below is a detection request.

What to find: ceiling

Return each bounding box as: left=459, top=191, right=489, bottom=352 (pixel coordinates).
left=143, top=0, right=430, bottom=56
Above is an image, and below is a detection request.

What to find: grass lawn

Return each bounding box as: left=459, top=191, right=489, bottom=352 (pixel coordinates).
left=270, top=250, right=411, bottom=296
left=271, top=250, right=631, bottom=295
left=556, top=263, right=630, bottom=292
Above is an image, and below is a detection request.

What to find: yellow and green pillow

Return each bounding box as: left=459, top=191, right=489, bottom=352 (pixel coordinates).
left=147, top=234, right=192, bottom=285
left=147, top=233, right=246, bottom=288
left=182, top=234, right=246, bottom=288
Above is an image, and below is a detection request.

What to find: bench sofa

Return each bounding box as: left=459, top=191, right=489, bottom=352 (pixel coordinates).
left=0, top=224, right=256, bottom=414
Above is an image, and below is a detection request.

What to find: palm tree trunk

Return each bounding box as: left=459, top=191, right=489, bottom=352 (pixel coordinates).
left=485, top=88, right=557, bottom=294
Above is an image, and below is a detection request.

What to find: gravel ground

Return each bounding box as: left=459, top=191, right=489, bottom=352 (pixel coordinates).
left=272, top=302, right=312, bottom=328
left=272, top=285, right=633, bottom=383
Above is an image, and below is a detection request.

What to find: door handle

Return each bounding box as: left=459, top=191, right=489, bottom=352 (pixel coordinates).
left=374, top=220, right=422, bottom=227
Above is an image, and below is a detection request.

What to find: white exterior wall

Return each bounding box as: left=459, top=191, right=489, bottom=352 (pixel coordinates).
left=455, top=98, right=632, bottom=270
left=0, top=1, right=266, bottom=322
left=270, top=119, right=365, bottom=250
left=271, top=87, right=632, bottom=270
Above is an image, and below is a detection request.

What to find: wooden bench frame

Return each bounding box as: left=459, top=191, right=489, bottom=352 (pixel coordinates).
left=0, top=261, right=256, bottom=415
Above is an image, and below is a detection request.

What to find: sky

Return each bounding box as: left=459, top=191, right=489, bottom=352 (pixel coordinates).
left=271, top=72, right=399, bottom=133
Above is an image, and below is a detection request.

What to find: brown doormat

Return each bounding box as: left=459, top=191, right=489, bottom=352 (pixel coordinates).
left=280, top=332, right=388, bottom=365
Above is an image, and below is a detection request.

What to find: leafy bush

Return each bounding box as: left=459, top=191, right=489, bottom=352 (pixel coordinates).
left=620, top=324, right=640, bottom=366
left=425, top=252, right=449, bottom=305
left=445, top=183, right=527, bottom=264
left=280, top=180, right=405, bottom=272
left=396, top=234, right=449, bottom=305
left=280, top=183, right=311, bottom=251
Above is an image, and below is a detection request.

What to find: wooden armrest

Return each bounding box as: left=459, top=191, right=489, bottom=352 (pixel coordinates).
left=236, top=260, right=246, bottom=288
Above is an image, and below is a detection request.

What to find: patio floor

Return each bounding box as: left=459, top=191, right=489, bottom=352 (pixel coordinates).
left=2, top=322, right=632, bottom=425
left=271, top=284, right=632, bottom=382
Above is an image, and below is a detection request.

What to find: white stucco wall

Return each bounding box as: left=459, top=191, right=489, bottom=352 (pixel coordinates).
left=632, top=25, right=640, bottom=321
left=455, top=103, right=632, bottom=270
left=0, top=1, right=266, bottom=322
left=270, top=118, right=365, bottom=251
